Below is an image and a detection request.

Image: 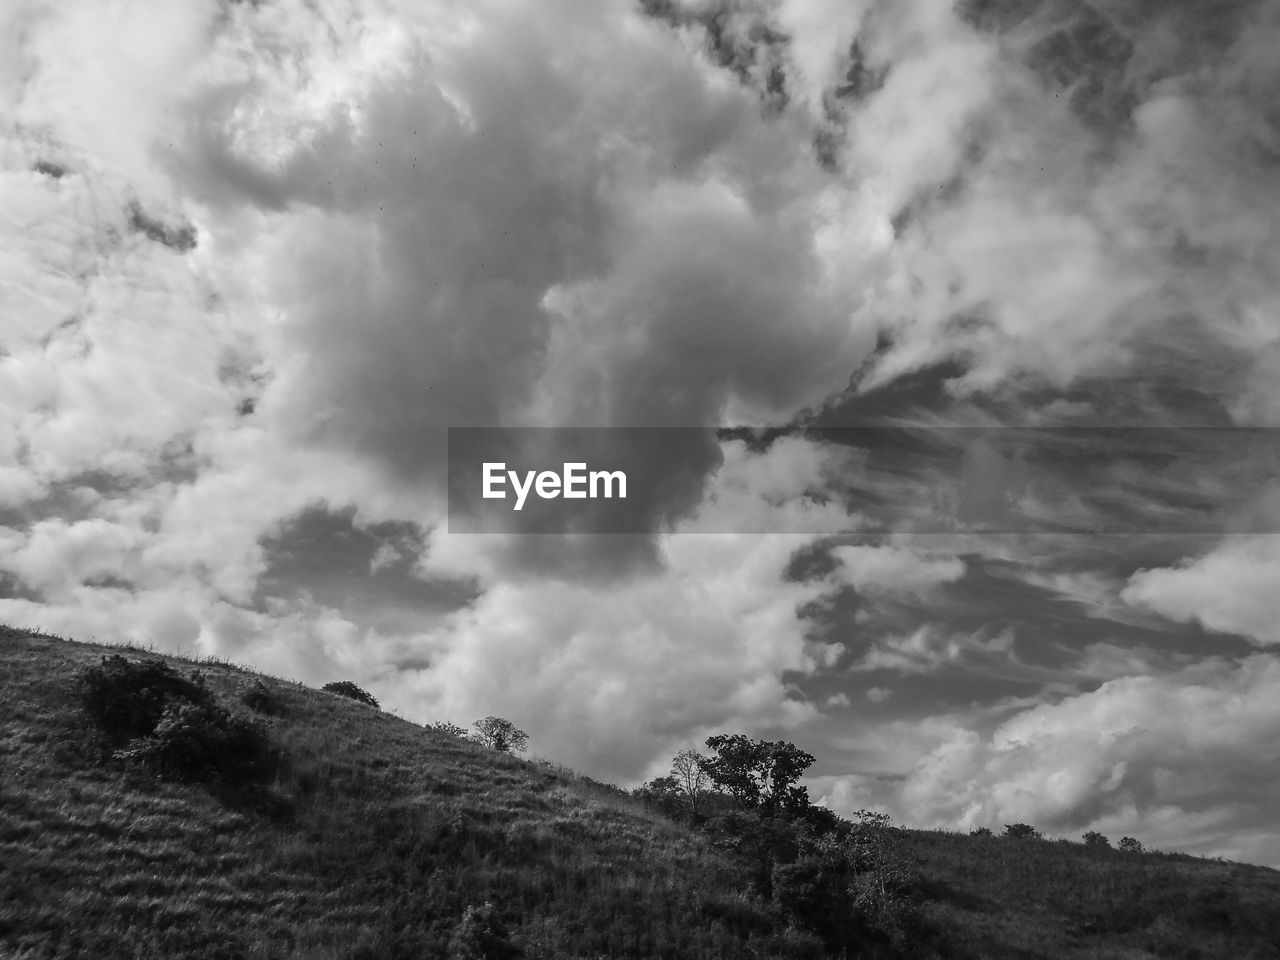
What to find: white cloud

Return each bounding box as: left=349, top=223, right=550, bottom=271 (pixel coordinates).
left=1122, top=536, right=1280, bottom=647
left=4, top=0, right=1280, bottom=871
left=820, top=654, right=1280, bottom=866
left=830, top=543, right=966, bottom=595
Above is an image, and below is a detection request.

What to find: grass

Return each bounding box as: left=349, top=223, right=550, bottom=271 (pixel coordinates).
left=0, top=627, right=816, bottom=959
left=899, top=829, right=1280, bottom=959
left=2, top=624, right=1279, bottom=959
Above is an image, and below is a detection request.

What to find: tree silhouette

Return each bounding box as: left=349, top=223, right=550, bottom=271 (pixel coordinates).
left=472, top=716, right=529, bottom=753
left=700, top=734, right=815, bottom=815
left=322, top=681, right=379, bottom=709
left=671, top=748, right=711, bottom=818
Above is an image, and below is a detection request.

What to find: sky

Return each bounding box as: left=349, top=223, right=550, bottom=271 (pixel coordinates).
left=2, top=0, right=1279, bottom=866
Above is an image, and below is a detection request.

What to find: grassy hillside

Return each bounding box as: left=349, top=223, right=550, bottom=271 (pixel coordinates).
left=2, top=626, right=1278, bottom=960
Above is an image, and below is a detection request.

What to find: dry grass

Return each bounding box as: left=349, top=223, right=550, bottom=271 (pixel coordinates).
left=898, top=828, right=1280, bottom=959
left=0, top=627, right=815, bottom=959
left=3, top=625, right=1278, bottom=960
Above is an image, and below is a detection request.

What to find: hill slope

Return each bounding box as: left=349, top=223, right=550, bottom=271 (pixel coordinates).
left=2, top=627, right=1278, bottom=960
left=0, top=627, right=817, bottom=959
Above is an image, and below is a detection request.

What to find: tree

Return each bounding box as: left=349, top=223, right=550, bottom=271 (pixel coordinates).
left=633, top=775, right=686, bottom=820
left=1118, top=836, right=1143, bottom=853
left=472, top=716, right=529, bottom=753
left=1082, top=830, right=1111, bottom=850
left=1002, top=823, right=1041, bottom=840
left=671, top=748, right=711, bottom=818
left=322, top=680, right=379, bottom=709
left=700, top=734, right=815, bottom=815
left=448, top=901, right=518, bottom=960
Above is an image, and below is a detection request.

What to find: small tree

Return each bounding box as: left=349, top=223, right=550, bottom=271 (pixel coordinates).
left=671, top=748, right=711, bottom=818
left=1082, top=830, right=1111, bottom=850
left=1002, top=822, right=1041, bottom=840
left=1118, top=836, right=1143, bottom=853
left=448, top=901, right=518, bottom=960
left=633, top=775, right=686, bottom=820
left=472, top=716, right=529, bottom=753
left=322, top=681, right=379, bottom=709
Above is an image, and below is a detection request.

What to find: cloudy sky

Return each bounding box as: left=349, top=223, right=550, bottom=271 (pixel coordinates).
left=3, top=0, right=1280, bottom=866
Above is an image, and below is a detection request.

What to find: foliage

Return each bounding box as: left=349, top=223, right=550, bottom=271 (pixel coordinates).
left=1118, top=836, right=1144, bottom=853
left=114, top=701, right=275, bottom=786
left=240, top=678, right=286, bottom=716
left=78, top=655, right=213, bottom=740
left=1003, top=822, right=1042, bottom=840
left=846, top=811, right=922, bottom=948
left=75, top=654, right=278, bottom=791
left=633, top=774, right=687, bottom=821
left=699, top=734, right=815, bottom=816
left=1083, top=830, right=1111, bottom=850
left=472, top=716, right=529, bottom=753
left=429, top=721, right=470, bottom=739
left=321, top=680, right=380, bottom=709
left=448, top=902, right=520, bottom=960
left=970, top=826, right=993, bottom=836
left=671, top=747, right=712, bottom=818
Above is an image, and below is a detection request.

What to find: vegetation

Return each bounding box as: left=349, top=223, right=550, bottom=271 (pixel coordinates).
left=320, top=679, right=379, bottom=709
left=239, top=677, right=286, bottom=716
left=472, top=715, right=529, bottom=753
left=3, top=626, right=1280, bottom=960
left=429, top=721, right=470, bottom=739
left=1083, top=831, right=1111, bottom=851
left=1002, top=822, right=1042, bottom=840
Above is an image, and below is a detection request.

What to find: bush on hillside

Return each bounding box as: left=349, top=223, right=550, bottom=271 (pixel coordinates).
left=1003, top=823, right=1042, bottom=840
left=448, top=902, right=520, bottom=960
left=1083, top=830, right=1111, bottom=850
left=429, top=721, right=469, bottom=738
left=116, top=701, right=275, bottom=786
left=1118, top=836, right=1144, bottom=853
left=322, top=680, right=380, bottom=709
left=240, top=678, right=286, bottom=716
left=78, top=655, right=213, bottom=740
left=76, top=654, right=277, bottom=788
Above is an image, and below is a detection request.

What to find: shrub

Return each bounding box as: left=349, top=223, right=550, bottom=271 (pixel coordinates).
left=448, top=902, right=519, bottom=960
left=1082, top=830, right=1111, bottom=850
left=322, top=680, right=379, bottom=709
left=116, top=701, right=274, bottom=786
left=1118, top=836, right=1144, bottom=853
left=1002, top=823, right=1042, bottom=840
left=240, top=678, right=286, bottom=716
left=78, top=655, right=213, bottom=740
left=969, top=826, right=993, bottom=837
left=429, top=721, right=469, bottom=738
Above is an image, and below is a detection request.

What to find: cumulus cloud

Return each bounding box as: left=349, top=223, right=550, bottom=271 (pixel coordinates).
left=4, top=0, right=1280, bottom=870
left=1122, top=536, right=1280, bottom=647
left=820, top=654, right=1280, bottom=865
